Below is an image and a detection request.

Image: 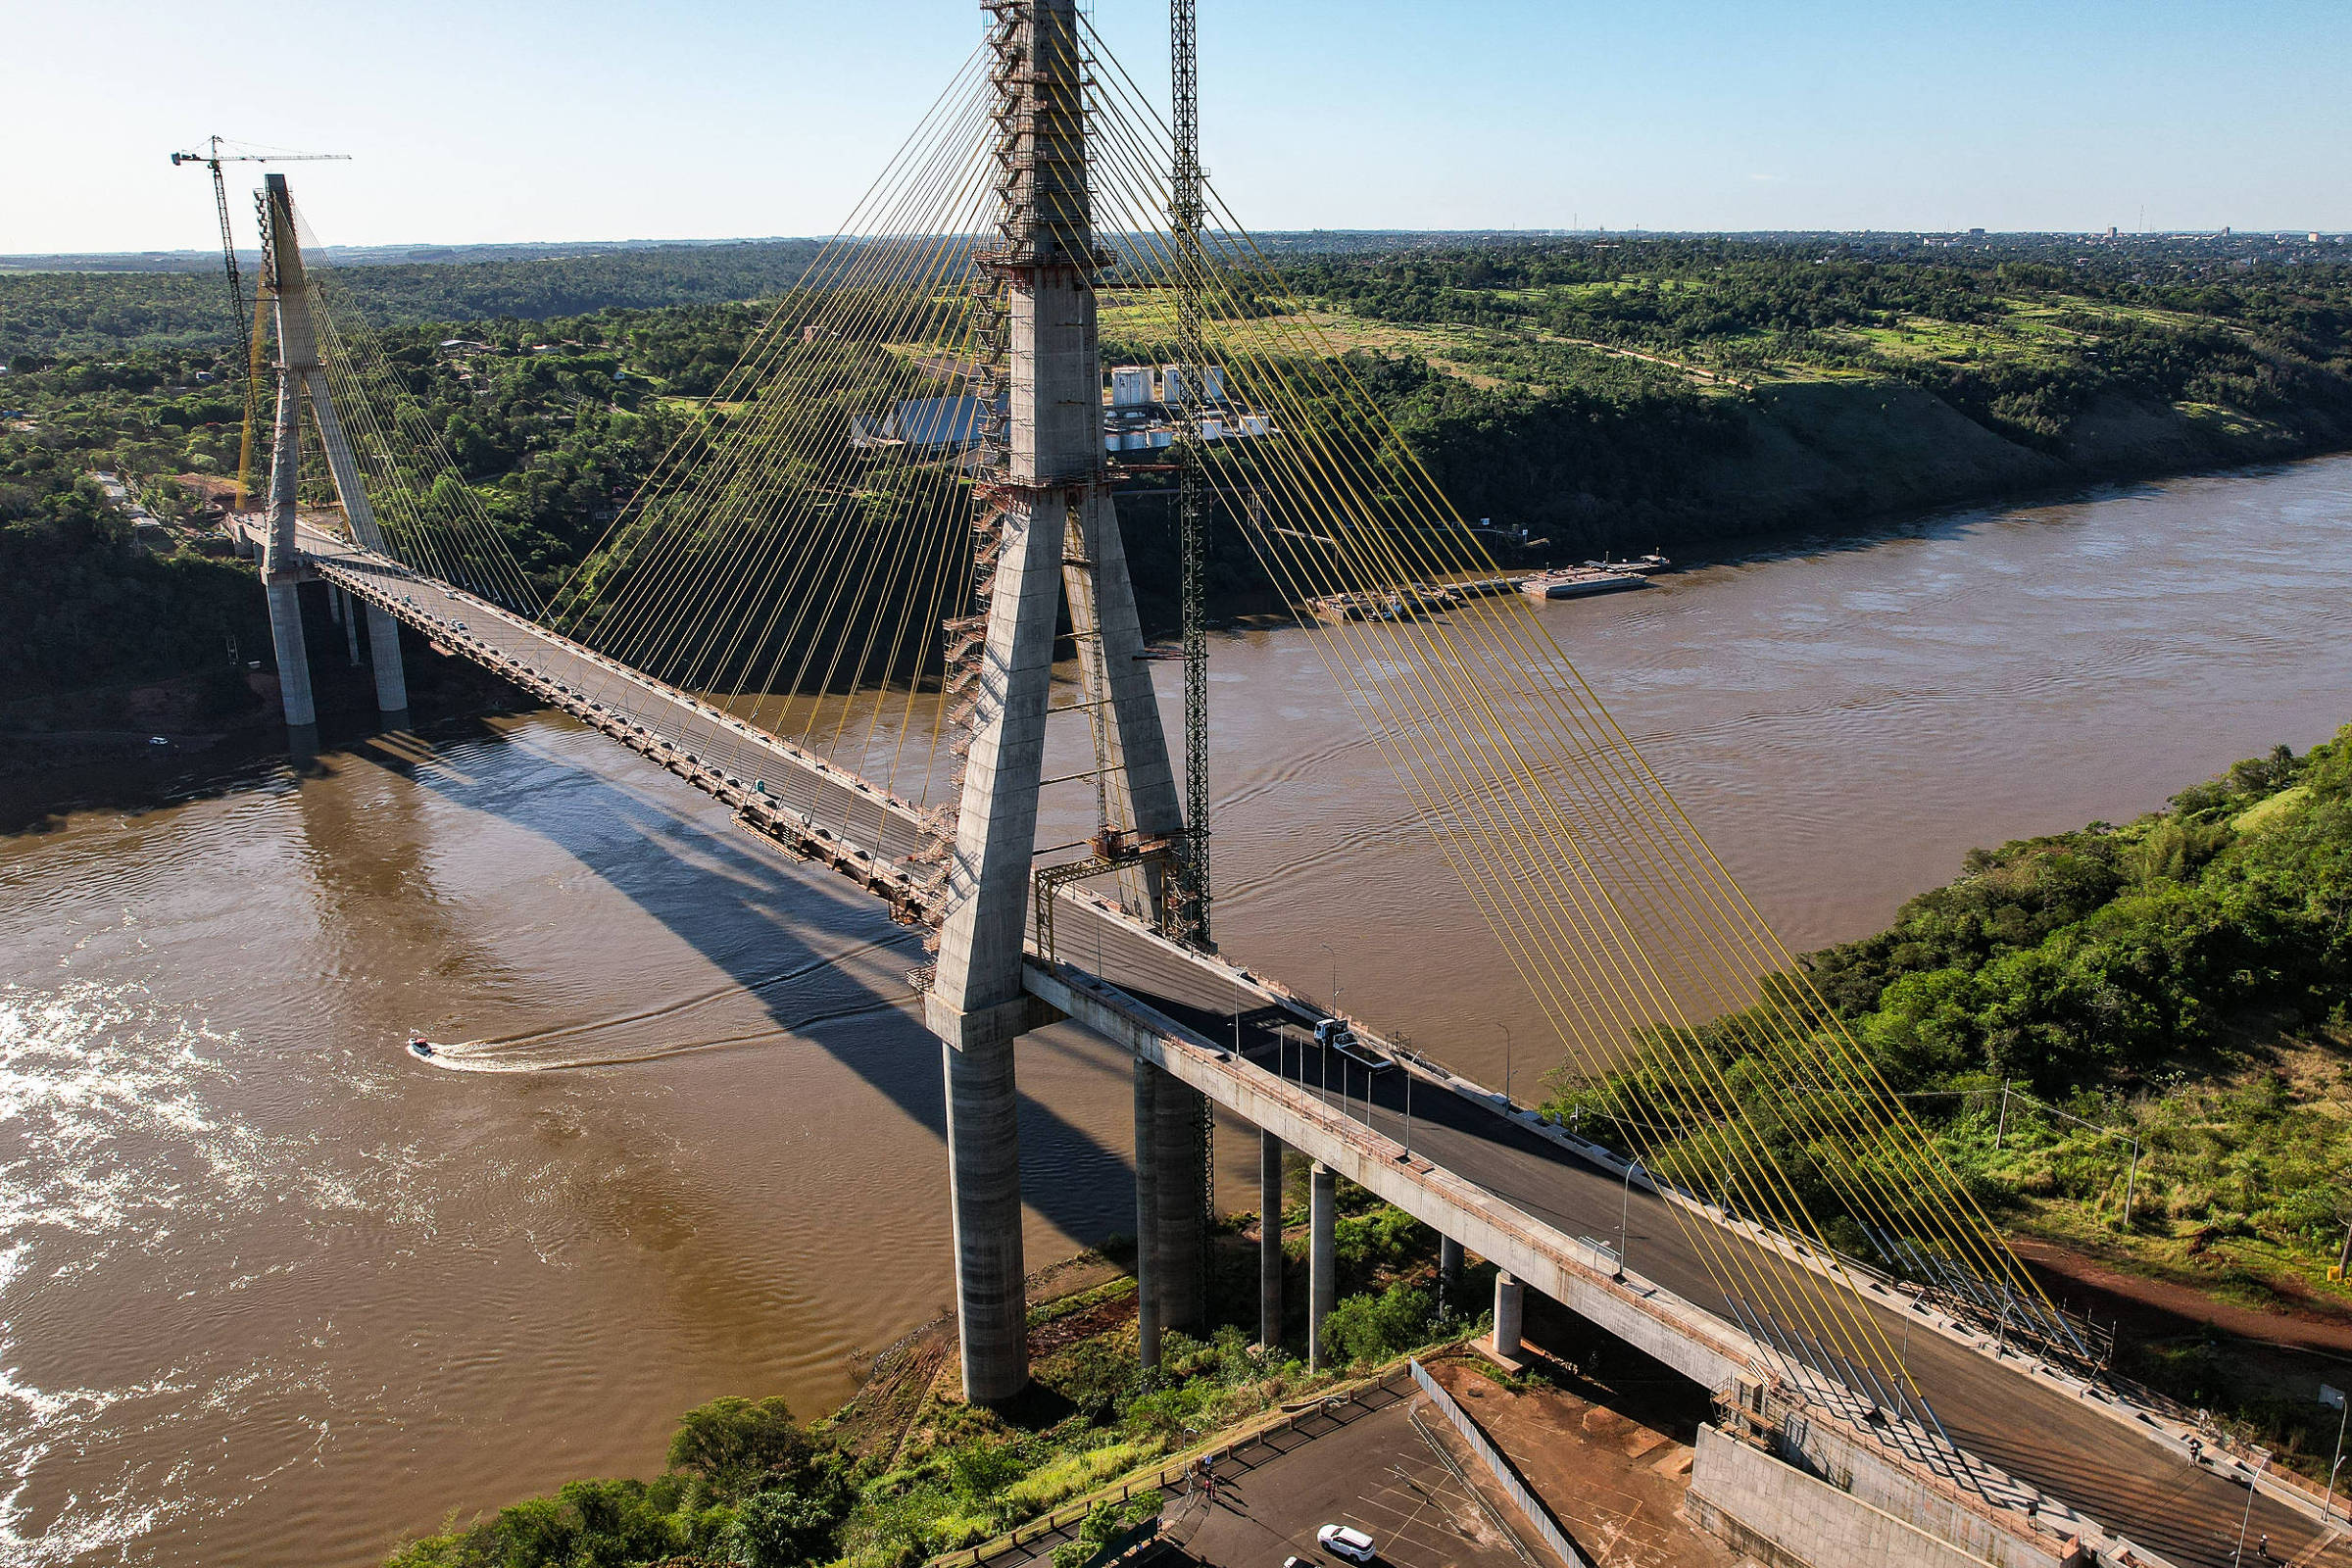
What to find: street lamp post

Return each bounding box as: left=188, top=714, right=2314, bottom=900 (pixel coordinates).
left=1499, top=1022, right=1513, bottom=1105
left=2325, top=1389, right=2351, bottom=1524
left=1617, top=1158, right=1640, bottom=1280
left=2231, top=1453, right=2268, bottom=1566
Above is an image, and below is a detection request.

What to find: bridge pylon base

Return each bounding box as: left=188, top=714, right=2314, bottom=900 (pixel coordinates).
left=364, top=603, right=409, bottom=714
left=927, top=990, right=1062, bottom=1405
left=265, top=577, right=317, bottom=734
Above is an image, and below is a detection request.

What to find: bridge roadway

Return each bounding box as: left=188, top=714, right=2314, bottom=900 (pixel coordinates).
left=290, top=528, right=2346, bottom=1568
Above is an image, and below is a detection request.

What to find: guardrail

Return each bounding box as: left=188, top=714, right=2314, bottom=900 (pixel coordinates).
left=1408, top=1359, right=1590, bottom=1568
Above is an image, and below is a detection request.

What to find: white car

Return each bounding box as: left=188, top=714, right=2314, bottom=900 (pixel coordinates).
left=1317, top=1525, right=1375, bottom=1564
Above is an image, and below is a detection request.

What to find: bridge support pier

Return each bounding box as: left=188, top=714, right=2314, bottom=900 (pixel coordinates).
left=365, top=604, right=409, bottom=715
left=928, top=997, right=1048, bottom=1405
left=1492, top=1271, right=1526, bottom=1361
left=1152, top=1074, right=1206, bottom=1334
left=1440, top=1235, right=1463, bottom=1311
left=1134, top=1057, right=1162, bottom=1372
left=339, top=588, right=360, bottom=663
left=264, top=576, right=317, bottom=734
left=1308, top=1161, right=1336, bottom=1370
left=1258, top=1131, right=1284, bottom=1348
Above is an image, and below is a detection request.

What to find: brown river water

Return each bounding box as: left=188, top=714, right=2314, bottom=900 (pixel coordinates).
left=7, top=457, right=2350, bottom=1566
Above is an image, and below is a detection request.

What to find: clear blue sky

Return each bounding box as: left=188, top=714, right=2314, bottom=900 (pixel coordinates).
left=6, top=0, right=2346, bottom=254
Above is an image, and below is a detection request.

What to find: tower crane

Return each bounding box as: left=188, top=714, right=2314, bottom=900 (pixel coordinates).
left=169, top=137, right=350, bottom=346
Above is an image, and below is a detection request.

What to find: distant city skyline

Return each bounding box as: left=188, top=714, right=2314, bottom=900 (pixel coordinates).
left=5, top=0, right=2347, bottom=256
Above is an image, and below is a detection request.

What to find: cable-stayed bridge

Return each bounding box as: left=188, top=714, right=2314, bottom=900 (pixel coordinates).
left=219, top=6, right=2345, bottom=1566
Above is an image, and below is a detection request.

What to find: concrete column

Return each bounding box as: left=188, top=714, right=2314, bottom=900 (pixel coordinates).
left=364, top=605, right=409, bottom=714
left=342, top=590, right=361, bottom=664
left=328, top=584, right=343, bottom=625
left=1258, top=1131, right=1284, bottom=1348
left=918, top=0, right=1097, bottom=1405
left=1441, top=1236, right=1464, bottom=1309
left=1494, top=1271, right=1526, bottom=1359
left=942, top=1028, right=1027, bottom=1403
left=1134, top=1057, right=1161, bottom=1373
left=931, top=491, right=1066, bottom=1018
left=1070, top=489, right=1186, bottom=842
left=265, top=577, right=316, bottom=730
left=922, top=481, right=1063, bottom=1406
left=260, top=174, right=318, bottom=743
left=1308, top=1162, right=1337, bottom=1371
left=1152, top=1073, right=1206, bottom=1333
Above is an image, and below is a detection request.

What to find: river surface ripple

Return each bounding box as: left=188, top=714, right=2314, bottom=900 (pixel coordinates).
left=5, top=458, right=2349, bottom=1566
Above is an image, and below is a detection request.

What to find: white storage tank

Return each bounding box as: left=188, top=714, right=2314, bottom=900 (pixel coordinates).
left=1200, top=416, right=1225, bottom=441
left=1109, top=366, right=1153, bottom=407
left=1146, top=426, right=1175, bottom=449
left=1203, top=366, right=1225, bottom=402
left=1158, top=365, right=1186, bottom=405
left=1240, top=414, right=1270, bottom=436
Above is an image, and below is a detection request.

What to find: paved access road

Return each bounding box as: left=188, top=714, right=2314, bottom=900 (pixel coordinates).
left=1175, top=1396, right=1546, bottom=1568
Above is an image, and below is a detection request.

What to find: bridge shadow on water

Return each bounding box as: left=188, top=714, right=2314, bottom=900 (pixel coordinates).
left=326, top=710, right=1134, bottom=1247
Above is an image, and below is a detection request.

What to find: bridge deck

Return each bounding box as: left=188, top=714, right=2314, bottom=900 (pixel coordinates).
left=280, top=525, right=2347, bottom=1568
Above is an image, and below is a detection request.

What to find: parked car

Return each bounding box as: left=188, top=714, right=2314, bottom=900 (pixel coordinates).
left=1317, top=1525, right=1375, bottom=1564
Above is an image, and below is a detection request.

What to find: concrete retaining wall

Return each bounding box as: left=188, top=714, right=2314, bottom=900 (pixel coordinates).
left=1690, top=1426, right=2077, bottom=1568
left=1773, top=1411, right=2082, bottom=1568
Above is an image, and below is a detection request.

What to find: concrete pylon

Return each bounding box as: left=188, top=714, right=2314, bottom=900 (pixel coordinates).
left=923, top=0, right=1195, bottom=1405
left=1440, top=1235, right=1464, bottom=1310
left=257, top=177, right=318, bottom=741
left=257, top=172, right=412, bottom=731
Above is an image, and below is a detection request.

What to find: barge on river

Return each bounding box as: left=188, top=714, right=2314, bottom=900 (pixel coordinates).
left=1520, top=565, right=1653, bottom=600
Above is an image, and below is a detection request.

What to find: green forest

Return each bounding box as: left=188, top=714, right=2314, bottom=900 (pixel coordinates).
left=1552, top=727, right=2352, bottom=1304
left=0, top=240, right=827, bottom=357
